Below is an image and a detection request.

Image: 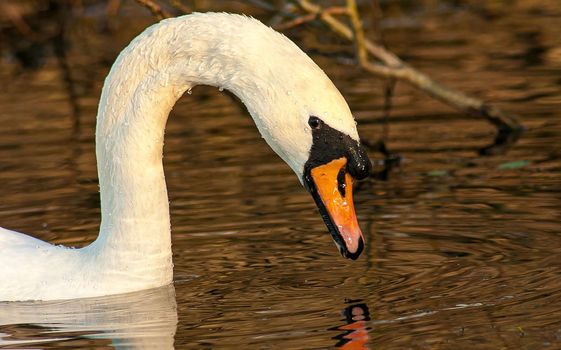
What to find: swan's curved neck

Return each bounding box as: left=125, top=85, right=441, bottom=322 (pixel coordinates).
left=91, top=16, right=270, bottom=268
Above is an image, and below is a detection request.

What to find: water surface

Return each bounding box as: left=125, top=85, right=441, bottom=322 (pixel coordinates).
left=1, top=2, right=560, bottom=349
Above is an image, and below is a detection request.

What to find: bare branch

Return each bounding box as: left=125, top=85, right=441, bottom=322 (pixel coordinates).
left=134, top=0, right=170, bottom=20
left=274, top=13, right=317, bottom=31
left=296, top=0, right=523, bottom=154
left=274, top=7, right=346, bottom=31
left=346, top=0, right=367, bottom=66
left=170, top=0, right=191, bottom=14
left=297, top=0, right=401, bottom=66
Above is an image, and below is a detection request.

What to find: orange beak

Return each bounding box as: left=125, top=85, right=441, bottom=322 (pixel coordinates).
left=308, top=157, right=364, bottom=259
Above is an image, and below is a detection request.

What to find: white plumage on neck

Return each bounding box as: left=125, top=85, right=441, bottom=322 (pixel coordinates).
left=0, top=13, right=360, bottom=301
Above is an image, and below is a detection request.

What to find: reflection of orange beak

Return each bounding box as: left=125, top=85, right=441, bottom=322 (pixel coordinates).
left=309, top=157, right=364, bottom=259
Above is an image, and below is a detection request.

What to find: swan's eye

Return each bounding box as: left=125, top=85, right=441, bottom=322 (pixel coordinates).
left=308, top=116, right=322, bottom=130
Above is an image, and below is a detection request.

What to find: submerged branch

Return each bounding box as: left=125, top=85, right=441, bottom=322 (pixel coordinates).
left=301, top=0, right=524, bottom=154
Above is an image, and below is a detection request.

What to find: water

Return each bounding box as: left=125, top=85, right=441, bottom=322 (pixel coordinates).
left=1, top=2, right=561, bottom=349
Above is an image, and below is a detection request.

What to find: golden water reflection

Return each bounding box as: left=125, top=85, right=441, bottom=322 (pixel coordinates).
left=0, top=1, right=560, bottom=349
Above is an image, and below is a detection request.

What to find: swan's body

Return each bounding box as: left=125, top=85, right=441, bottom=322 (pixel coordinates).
left=0, top=13, right=370, bottom=301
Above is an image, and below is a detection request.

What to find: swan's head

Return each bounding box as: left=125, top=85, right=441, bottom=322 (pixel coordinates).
left=299, top=115, right=371, bottom=260
left=236, top=41, right=371, bottom=260
left=208, top=14, right=371, bottom=259
left=252, top=108, right=370, bottom=260
left=261, top=109, right=371, bottom=260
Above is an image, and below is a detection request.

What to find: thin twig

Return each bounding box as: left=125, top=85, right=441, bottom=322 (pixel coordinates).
left=134, top=0, right=170, bottom=20
left=274, top=7, right=346, bottom=31
left=346, top=0, right=367, bottom=65
left=170, top=0, right=191, bottom=14
left=274, top=13, right=317, bottom=31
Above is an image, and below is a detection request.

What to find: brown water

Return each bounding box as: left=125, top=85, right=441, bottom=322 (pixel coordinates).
left=1, top=2, right=561, bottom=349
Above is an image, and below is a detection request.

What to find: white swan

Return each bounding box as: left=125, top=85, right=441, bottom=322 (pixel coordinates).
left=0, top=13, right=370, bottom=301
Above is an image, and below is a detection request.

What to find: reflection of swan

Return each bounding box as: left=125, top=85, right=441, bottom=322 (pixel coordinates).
left=0, top=285, right=177, bottom=349
left=0, top=13, right=370, bottom=301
